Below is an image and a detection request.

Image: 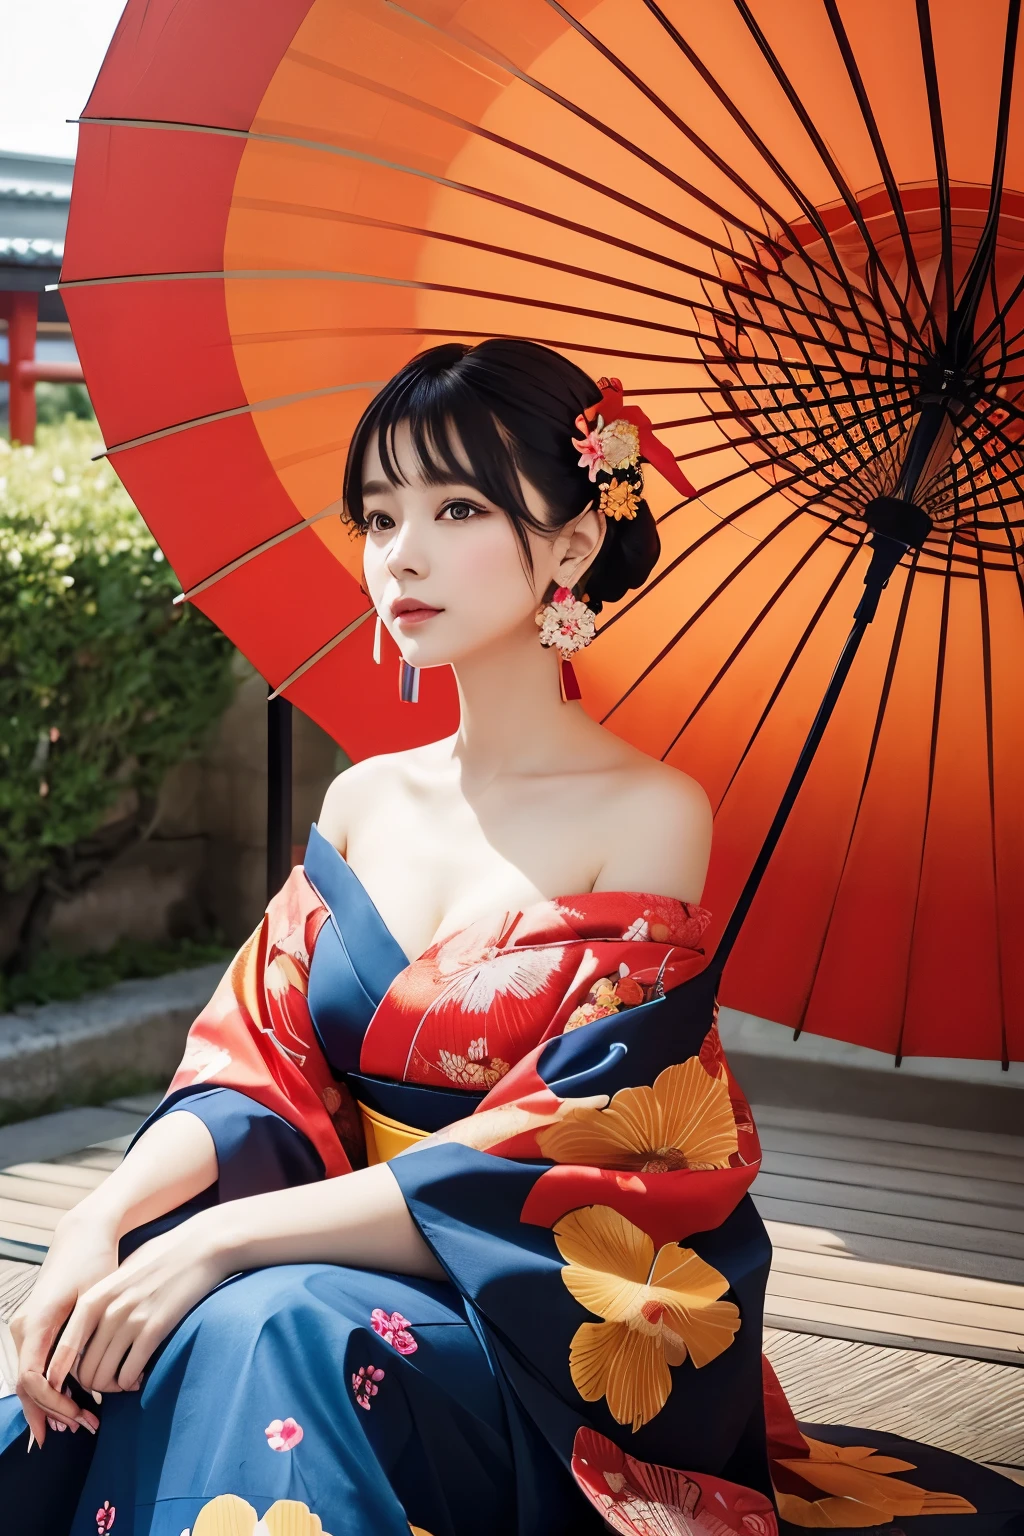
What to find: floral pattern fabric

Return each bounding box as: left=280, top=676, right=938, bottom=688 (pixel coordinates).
left=3, top=825, right=1017, bottom=1535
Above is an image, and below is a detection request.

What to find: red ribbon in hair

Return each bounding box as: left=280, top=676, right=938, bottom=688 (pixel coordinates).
left=576, top=377, right=697, bottom=501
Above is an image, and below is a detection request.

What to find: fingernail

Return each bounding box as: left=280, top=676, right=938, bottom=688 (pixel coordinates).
left=26, top=1430, right=36, bottom=1454
left=69, top=1420, right=79, bottom=1433
left=47, top=1417, right=58, bottom=1433
left=81, top=1413, right=100, bottom=1434
left=91, top=1390, right=102, bottom=1404
left=78, top=1418, right=97, bottom=1436
left=56, top=1420, right=67, bottom=1433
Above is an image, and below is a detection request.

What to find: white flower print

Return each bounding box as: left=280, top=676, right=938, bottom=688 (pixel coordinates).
left=622, top=916, right=650, bottom=942
left=439, top=946, right=565, bottom=1014
left=180, top=1037, right=232, bottom=1085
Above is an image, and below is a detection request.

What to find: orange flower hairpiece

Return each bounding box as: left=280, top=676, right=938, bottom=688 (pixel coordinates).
left=572, top=377, right=697, bottom=519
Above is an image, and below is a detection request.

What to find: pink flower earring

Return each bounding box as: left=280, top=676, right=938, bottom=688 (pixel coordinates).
left=536, top=585, right=596, bottom=702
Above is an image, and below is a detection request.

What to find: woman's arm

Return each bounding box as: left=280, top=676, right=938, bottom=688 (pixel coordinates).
left=11, top=1110, right=217, bottom=1444
left=44, top=1160, right=443, bottom=1400
left=43, top=1094, right=609, bottom=1402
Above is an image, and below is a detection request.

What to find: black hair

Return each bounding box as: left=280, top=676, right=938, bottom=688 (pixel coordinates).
left=341, top=339, right=660, bottom=614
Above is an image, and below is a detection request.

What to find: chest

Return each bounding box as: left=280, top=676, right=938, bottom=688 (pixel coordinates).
left=342, top=778, right=612, bottom=963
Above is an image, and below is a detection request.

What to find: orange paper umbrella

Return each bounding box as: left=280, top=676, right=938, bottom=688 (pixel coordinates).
left=62, top=0, right=1024, bottom=1064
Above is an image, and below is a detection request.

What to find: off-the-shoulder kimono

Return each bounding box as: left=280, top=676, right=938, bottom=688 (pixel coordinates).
left=1, top=824, right=1020, bottom=1536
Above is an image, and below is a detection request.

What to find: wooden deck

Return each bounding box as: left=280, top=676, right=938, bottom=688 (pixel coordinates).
left=0, top=1096, right=1020, bottom=1475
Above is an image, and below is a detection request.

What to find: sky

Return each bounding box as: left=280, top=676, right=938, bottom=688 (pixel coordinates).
left=0, top=0, right=127, bottom=158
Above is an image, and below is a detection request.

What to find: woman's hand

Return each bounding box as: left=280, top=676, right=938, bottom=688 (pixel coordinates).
left=10, top=1210, right=110, bottom=1447
left=44, top=1212, right=227, bottom=1398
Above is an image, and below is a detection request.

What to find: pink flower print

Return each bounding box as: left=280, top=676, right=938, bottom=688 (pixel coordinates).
left=573, top=427, right=610, bottom=480
left=95, top=1503, right=116, bottom=1534
left=264, top=1416, right=304, bottom=1451
left=371, top=1308, right=418, bottom=1355
left=351, top=1363, right=385, bottom=1410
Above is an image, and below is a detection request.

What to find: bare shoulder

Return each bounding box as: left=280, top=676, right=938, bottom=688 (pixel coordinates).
left=592, top=755, right=713, bottom=906
left=316, top=744, right=428, bottom=856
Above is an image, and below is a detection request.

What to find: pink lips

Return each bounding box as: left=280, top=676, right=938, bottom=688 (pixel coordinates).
left=392, top=605, right=441, bottom=625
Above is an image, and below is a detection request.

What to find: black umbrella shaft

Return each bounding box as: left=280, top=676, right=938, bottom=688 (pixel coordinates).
left=267, top=693, right=293, bottom=900
left=711, top=526, right=913, bottom=978
left=710, top=612, right=868, bottom=976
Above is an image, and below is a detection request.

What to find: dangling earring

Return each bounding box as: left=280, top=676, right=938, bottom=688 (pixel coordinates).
left=398, top=659, right=420, bottom=703
left=535, top=584, right=596, bottom=702
left=372, top=612, right=382, bottom=665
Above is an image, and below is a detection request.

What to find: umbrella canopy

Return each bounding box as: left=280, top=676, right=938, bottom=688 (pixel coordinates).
left=62, top=0, right=1024, bottom=1064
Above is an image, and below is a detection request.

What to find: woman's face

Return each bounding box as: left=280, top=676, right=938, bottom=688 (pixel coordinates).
left=360, top=420, right=603, bottom=669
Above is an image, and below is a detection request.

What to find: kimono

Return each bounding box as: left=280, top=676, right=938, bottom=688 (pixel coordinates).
left=1, top=821, right=1021, bottom=1536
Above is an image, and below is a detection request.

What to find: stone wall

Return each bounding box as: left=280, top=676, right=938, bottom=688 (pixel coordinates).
left=44, top=654, right=349, bottom=955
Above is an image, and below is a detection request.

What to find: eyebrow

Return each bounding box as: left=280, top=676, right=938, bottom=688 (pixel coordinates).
left=361, top=479, right=394, bottom=497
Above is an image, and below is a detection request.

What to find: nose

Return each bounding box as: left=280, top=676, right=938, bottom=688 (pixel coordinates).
left=385, top=516, right=429, bottom=580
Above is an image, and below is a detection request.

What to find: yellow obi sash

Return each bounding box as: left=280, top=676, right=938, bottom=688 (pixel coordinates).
left=359, top=1101, right=429, bottom=1164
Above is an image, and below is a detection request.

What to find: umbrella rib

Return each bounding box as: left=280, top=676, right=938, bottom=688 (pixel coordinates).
left=791, top=550, right=922, bottom=1042
left=893, top=533, right=956, bottom=1065
left=973, top=538, right=1010, bottom=1069
left=703, top=533, right=869, bottom=801
left=916, top=0, right=955, bottom=332
left=727, top=0, right=933, bottom=357
left=637, top=0, right=918, bottom=362
left=953, top=0, right=1021, bottom=353
left=172, top=503, right=352, bottom=606
left=598, top=424, right=889, bottom=718
left=658, top=521, right=848, bottom=762
left=59, top=258, right=909, bottom=375
left=266, top=607, right=377, bottom=702
left=284, top=45, right=787, bottom=273
left=231, top=194, right=885, bottom=355
left=597, top=502, right=811, bottom=722
left=72, top=113, right=756, bottom=272
left=539, top=1, right=886, bottom=354
left=93, top=378, right=384, bottom=458
left=822, top=0, right=942, bottom=347
left=387, top=0, right=878, bottom=349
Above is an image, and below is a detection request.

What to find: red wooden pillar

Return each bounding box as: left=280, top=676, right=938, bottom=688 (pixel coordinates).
left=7, top=291, right=39, bottom=446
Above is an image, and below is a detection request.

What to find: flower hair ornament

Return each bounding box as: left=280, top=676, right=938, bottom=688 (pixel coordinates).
left=572, top=376, right=697, bottom=517
left=539, top=378, right=696, bottom=701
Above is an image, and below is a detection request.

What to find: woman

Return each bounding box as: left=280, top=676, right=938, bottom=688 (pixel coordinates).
left=1, top=341, right=1019, bottom=1536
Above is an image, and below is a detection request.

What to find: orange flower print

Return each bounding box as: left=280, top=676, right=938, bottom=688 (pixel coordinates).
left=555, top=1205, right=740, bottom=1431
left=599, top=476, right=641, bottom=520
left=537, top=1059, right=738, bottom=1172
left=436, top=1036, right=511, bottom=1088
left=775, top=1437, right=975, bottom=1527
left=187, top=1494, right=333, bottom=1534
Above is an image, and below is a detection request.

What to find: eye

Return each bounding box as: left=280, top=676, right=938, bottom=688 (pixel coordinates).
left=365, top=511, right=395, bottom=533
left=439, top=499, right=485, bottom=522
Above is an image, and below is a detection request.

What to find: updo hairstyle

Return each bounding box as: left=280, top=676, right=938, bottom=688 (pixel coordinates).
left=341, top=339, right=660, bottom=614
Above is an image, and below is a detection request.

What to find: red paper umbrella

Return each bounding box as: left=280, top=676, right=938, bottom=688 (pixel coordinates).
left=62, top=0, right=1024, bottom=1063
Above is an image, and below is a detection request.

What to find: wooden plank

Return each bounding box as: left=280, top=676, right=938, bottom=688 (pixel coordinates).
left=771, top=1244, right=1024, bottom=1309
left=764, top=1219, right=1024, bottom=1287
left=764, top=1327, right=1024, bottom=1466
left=0, top=1171, right=92, bottom=1211
left=761, top=1149, right=1024, bottom=1209
left=753, top=1173, right=1024, bottom=1236
left=765, top=1273, right=1024, bottom=1351
left=753, top=1194, right=1024, bottom=1262
left=753, top=1103, right=1024, bottom=1159
left=0, top=1161, right=107, bottom=1191
left=52, top=1150, right=122, bottom=1172
left=0, top=1216, right=59, bottom=1247
left=759, top=1125, right=1024, bottom=1185
left=0, top=1197, right=62, bottom=1234
left=764, top=1290, right=1024, bottom=1358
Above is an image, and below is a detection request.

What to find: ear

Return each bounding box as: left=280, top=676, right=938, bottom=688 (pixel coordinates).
left=555, top=500, right=605, bottom=588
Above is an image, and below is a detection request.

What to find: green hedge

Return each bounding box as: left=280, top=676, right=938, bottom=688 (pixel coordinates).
left=0, top=419, right=237, bottom=945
